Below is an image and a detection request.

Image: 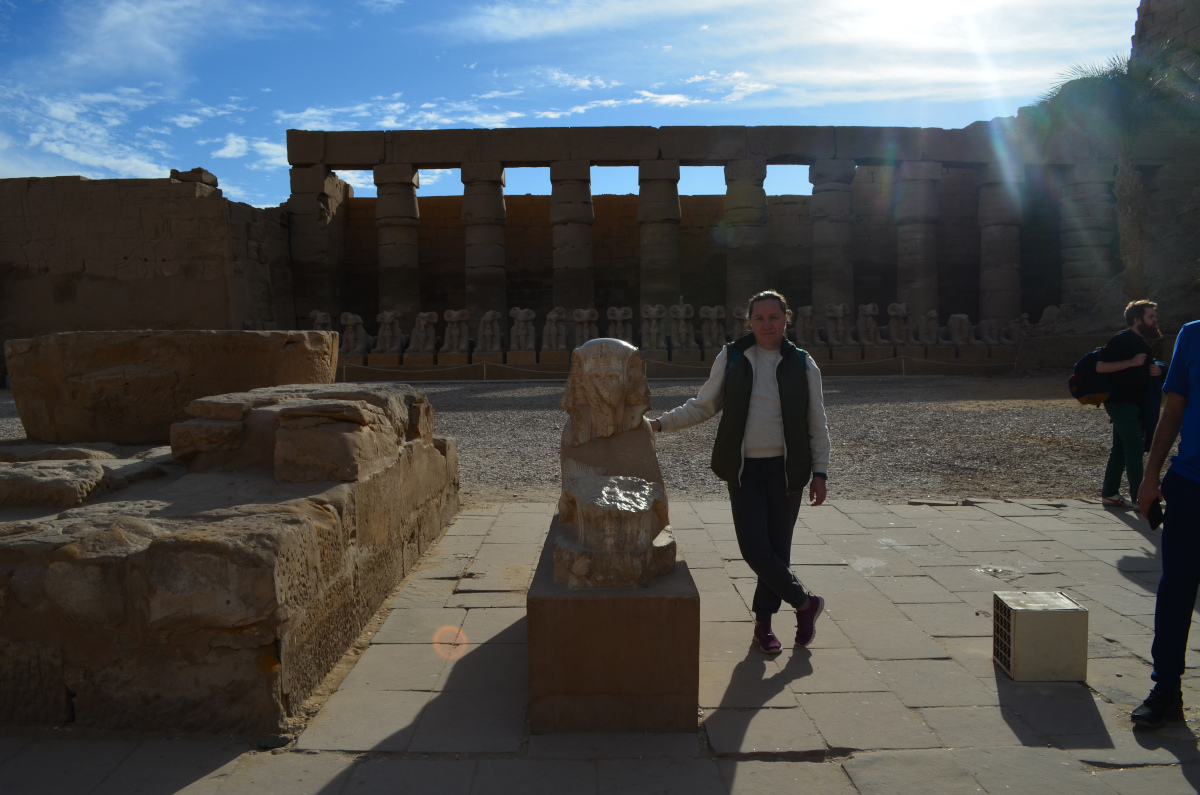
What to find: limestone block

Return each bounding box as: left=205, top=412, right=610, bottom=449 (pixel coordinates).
left=725, top=159, right=767, bottom=183
left=170, top=419, right=244, bottom=461
left=1070, top=163, right=1116, bottom=184
left=895, top=181, right=939, bottom=224
left=919, top=127, right=993, bottom=164
left=658, top=126, right=747, bottom=163
left=0, top=460, right=106, bottom=509
left=324, top=131, right=385, bottom=168
left=977, top=162, right=1025, bottom=186
left=375, top=189, right=419, bottom=221
left=725, top=181, right=767, bottom=213
left=809, top=158, right=857, bottom=185
left=977, top=184, right=1023, bottom=227
left=549, top=182, right=594, bottom=226
left=810, top=189, right=852, bottom=220
left=373, top=163, right=419, bottom=187
left=286, top=129, right=325, bottom=166
left=0, top=444, right=119, bottom=462
left=835, top=127, right=920, bottom=162
left=568, top=127, right=659, bottom=164
left=170, top=167, right=218, bottom=187
left=482, top=127, right=570, bottom=164
left=896, top=160, right=943, bottom=182
left=1061, top=228, right=1115, bottom=248
left=549, top=159, right=591, bottom=182
left=274, top=400, right=399, bottom=483
left=6, top=330, right=337, bottom=445
left=387, top=129, right=483, bottom=166
left=637, top=183, right=682, bottom=224
left=746, top=126, right=835, bottom=163
left=289, top=165, right=334, bottom=195
left=460, top=161, right=506, bottom=185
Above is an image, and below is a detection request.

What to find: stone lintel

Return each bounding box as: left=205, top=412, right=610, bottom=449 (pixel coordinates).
left=286, top=129, right=325, bottom=166
left=461, top=161, right=506, bottom=185
left=323, top=131, right=385, bottom=169
left=482, top=127, right=571, bottom=165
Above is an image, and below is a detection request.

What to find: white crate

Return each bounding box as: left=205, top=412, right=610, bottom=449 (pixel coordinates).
left=993, top=591, right=1088, bottom=682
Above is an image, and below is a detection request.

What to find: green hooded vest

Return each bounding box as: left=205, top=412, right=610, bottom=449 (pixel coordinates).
left=710, top=333, right=812, bottom=493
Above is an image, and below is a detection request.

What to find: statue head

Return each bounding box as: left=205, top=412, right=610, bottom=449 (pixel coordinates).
left=561, top=338, right=650, bottom=446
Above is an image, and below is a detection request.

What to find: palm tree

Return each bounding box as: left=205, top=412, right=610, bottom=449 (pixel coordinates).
left=1030, top=43, right=1200, bottom=299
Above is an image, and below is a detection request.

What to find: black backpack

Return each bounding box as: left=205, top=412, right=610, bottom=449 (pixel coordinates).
left=1069, top=348, right=1111, bottom=406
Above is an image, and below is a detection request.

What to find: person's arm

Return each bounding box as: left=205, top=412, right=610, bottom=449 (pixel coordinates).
left=806, top=357, right=830, bottom=506
left=1138, top=391, right=1187, bottom=513
left=1096, top=353, right=1147, bottom=373
left=651, top=348, right=726, bottom=433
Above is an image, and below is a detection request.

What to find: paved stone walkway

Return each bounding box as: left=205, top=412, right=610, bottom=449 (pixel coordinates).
left=3, top=498, right=1200, bottom=793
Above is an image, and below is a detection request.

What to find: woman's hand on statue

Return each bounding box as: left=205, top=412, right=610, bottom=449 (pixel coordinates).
left=809, top=477, right=827, bottom=506
left=649, top=419, right=662, bottom=433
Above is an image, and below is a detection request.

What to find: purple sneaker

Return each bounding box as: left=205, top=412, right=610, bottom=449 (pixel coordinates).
left=795, top=594, right=825, bottom=647
left=753, top=622, right=782, bottom=654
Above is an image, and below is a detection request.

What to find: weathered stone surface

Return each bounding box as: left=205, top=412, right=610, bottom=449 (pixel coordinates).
left=170, top=419, right=244, bottom=461
left=7, top=330, right=337, bottom=445
left=0, top=460, right=107, bottom=509
left=0, top=443, right=119, bottom=462
left=0, top=384, right=458, bottom=735
left=275, top=401, right=399, bottom=483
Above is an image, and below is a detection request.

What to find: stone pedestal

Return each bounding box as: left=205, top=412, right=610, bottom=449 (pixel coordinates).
left=638, top=160, right=681, bottom=309
left=507, top=351, right=537, bottom=365
left=671, top=349, right=702, bottom=363
left=831, top=347, right=862, bottom=362
left=926, top=346, right=956, bottom=360
left=403, top=353, right=434, bottom=365
left=957, top=346, right=990, bottom=359
left=528, top=517, right=699, bottom=734
left=472, top=352, right=503, bottom=364
left=439, top=352, right=469, bottom=366
left=337, top=354, right=365, bottom=367
left=864, top=347, right=895, bottom=360
left=367, top=353, right=400, bottom=366
left=374, top=164, right=421, bottom=330
left=808, top=347, right=832, bottom=363
left=540, top=350, right=570, bottom=365
left=639, top=350, right=668, bottom=363
left=895, top=345, right=926, bottom=359
left=990, top=347, right=1017, bottom=361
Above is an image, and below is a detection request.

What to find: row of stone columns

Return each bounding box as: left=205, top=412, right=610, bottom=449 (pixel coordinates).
left=357, top=159, right=1118, bottom=337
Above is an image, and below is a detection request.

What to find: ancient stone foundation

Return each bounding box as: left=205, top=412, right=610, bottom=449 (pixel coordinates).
left=7, top=330, right=337, bottom=445
left=0, top=381, right=458, bottom=735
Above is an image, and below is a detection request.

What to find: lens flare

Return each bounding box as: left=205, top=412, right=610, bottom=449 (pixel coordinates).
left=432, top=625, right=468, bottom=660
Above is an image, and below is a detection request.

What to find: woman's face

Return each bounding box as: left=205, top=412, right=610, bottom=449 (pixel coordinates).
left=750, top=298, right=786, bottom=350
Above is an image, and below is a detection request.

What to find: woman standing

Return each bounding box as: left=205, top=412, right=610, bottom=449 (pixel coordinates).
left=650, top=290, right=830, bottom=654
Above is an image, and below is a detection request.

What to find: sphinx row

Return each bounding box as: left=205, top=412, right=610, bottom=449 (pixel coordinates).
left=311, top=302, right=1060, bottom=360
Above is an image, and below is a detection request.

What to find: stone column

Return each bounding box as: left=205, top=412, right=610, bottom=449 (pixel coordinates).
left=976, top=165, right=1023, bottom=323
left=286, top=164, right=349, bottom=327
left=809, top=159, right=856, bottom=314
left=550, top=160, right=594, bottom=311
left=637, top=160, right=682, bottom=310
left=894, top=160, right=942, bottom=316
left=374, top=164, right=420, bottom=329
left=724, top=160, right=768, bottom=327
left=461, top=162, right=507, bottom=329
left=1060, top=164, right=1117, bottom=307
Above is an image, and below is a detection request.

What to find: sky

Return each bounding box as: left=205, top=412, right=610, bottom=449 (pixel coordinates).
left=0, top=0, right=1141, bottom=206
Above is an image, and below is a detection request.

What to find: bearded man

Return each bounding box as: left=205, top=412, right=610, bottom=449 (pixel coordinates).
left=1097, top=300, right=1164, bottom=509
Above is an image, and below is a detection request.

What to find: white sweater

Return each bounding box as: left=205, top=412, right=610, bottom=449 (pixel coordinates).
left=655, top=345, right=831, bottom=474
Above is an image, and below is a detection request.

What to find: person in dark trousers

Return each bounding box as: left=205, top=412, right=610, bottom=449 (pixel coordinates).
left=1097, top=300, right=1163, bottom=509
left=650, top=290, right=830, bottom=654
left=1135, top=318, right=1200, bottom=728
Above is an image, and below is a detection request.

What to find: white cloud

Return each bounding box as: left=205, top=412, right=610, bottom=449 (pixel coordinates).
left=543, top=68, right=618, bottom=90
left=250, top=140, right=288, bottom=168
left=358, top=0, right=404, bottom=11
left=211, top=133, right=249, bottom=158
left=167, top=113, right=202, bottom=128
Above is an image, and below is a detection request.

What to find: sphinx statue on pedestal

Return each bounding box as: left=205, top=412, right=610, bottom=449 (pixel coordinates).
left=554, top=338, right=676, bottom=588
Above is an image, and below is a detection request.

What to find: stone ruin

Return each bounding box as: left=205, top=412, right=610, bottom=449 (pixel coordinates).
left=553, top=339, right=676, bottom=588
left=0, top=330, right=458, bottom=735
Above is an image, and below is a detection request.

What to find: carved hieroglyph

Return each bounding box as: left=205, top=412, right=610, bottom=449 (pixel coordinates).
left=606, top=307, right=634, bottom=344
left=542, top=307, right=569, bottom=352
left=406, top=311, right=439, bottom=353
left=555, top=338, right=676, bottom=588
left=338, top=313, right=373, bottom=355
left=509, top=307, right=537, bottom=351
left=477, top=310, right=503, bottom=353
left=572, top=308, right=600, bottom=348
left=441, top=310, right=471, bottom=353
left=669, top=300, right=697, bottom=350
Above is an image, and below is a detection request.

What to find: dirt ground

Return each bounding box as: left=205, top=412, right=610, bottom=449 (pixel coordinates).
left=421, top=374, right=1140, bottom=509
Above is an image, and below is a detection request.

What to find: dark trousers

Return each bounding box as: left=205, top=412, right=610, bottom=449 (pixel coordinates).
left=727, top=456, right=810, bottom=623
left=1151, top=470, right=1200, bottom=687
left=1103, top=402, right=1145, bottom=498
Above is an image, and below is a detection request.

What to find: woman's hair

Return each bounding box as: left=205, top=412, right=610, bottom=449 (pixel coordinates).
left=744, top=290, right=793, bottom=332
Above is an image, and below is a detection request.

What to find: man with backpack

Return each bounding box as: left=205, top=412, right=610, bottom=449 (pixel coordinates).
left=1096, top=300, right=1163, bottom=509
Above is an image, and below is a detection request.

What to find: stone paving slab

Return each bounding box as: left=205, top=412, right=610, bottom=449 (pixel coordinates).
left=8, top=497, right=1200, bottom=794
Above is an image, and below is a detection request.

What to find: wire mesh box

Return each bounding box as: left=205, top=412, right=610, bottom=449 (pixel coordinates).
left=993, top=591, right=1088, bottom=681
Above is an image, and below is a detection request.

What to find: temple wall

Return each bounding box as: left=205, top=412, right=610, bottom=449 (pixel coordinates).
left=0, top=176, right=292, bottom=357
left=1132, top=0, right=1200, bottom=57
